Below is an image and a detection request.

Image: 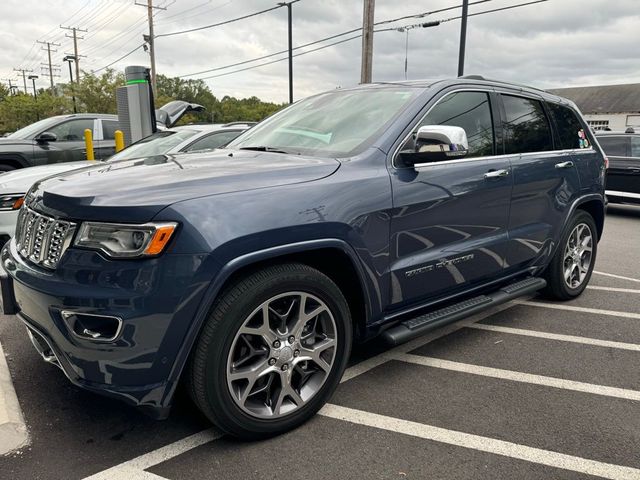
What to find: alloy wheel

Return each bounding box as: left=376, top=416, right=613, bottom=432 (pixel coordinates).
left=226, top=291, right=337, bottom=419
left=563, top=222, right=593, bottom=289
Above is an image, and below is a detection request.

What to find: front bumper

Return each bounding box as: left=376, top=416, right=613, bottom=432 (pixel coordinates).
left=0, top=239, right=215, bottom=416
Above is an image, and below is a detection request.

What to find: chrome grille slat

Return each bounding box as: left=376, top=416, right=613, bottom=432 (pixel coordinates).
left=14, top=206, right=76, bottom=269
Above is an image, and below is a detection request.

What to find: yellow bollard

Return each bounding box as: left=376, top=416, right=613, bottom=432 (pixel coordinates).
left=84, top=129, right=95, bottom=161
left=114, top=130, right=125, bottom=152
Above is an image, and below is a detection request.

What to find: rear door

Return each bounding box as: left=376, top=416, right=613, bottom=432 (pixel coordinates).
left=500, top=93, right=582, bottom=272
left=599, top=135, right=640, bottom=198
left=388, top=89, right=512, bottom=308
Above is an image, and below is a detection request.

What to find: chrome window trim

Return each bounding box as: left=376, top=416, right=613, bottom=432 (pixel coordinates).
left=392, top=87, right=596, bottom=169
left=606, top=190, right=640, bottom=199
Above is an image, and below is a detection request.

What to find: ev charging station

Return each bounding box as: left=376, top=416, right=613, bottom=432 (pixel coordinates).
left=116, top=65, right=157, bottom=145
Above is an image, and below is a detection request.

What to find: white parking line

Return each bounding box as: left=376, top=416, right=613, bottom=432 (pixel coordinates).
left=520, top=301, right=640, bottom=320
left=469, top=323, right=640, bottom=351
left=587, top=285, right=640, bottom=294
left=593, top=271, right=640, bottom=283
left=82, top=428, right=220, bottom=480
left=393, top=354, right=640, bottom=402
left=0, top=340, right=29, bottom=455
left=319, top=404, right=640, bottom=480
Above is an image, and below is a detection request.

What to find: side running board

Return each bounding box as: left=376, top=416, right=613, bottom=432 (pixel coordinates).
left=382, top=277, right=546, bottom=346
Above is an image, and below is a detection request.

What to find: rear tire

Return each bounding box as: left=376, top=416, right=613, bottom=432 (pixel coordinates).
left=187, top=263, right=352, bottom=439
left=543, top=210, right=597, bottom=300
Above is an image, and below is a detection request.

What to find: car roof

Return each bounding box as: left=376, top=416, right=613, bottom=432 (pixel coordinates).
left=49, top=113, right=119, bottom=121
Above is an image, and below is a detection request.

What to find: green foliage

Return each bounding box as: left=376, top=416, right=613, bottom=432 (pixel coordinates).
left=1, top=70, right=284, bottom=135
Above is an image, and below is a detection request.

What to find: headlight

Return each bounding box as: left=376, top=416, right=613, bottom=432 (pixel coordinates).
left=0, top=194, right=25, bottom=211
left=74, top=221, right=177, bottom=258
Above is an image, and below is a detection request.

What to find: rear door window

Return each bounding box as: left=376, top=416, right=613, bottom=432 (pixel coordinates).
left=547, top=103, right=586, bottom=150
left=630, top=137, right=640, bottom=158
left=598, top=136, right=630, bottom=157
left=501, top=95, right=553, bottom=154
left=101, top=120, right=120, bottom=140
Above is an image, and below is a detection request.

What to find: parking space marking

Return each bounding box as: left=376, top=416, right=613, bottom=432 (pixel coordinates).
left=392, top=353, right=640, bottom=402
left=319, top=403, right=640, bottom=480
left=469, top=323, right=640, bottom=351
left=587, top=285, right=640, bottom=294
left=593, top=271, right=640, bottom=283
left=520, top=301, right=640, bottom=320
left=82, top=428, right=220, bottom=480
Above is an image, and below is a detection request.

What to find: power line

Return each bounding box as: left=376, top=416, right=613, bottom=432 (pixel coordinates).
left=191, top=0, right=550, bottom=82
left=156, top=1, right=300, bottom=38
left=92, top=44, right=145, bottom=74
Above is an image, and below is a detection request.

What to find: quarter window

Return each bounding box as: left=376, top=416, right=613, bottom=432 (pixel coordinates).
left=102, top=120, right=120, bottom=140
left=501, top=95, right=553, bottom=154
left=408, top=91, right=495, bottom=158
left=548, top=103, right=586, bottom=150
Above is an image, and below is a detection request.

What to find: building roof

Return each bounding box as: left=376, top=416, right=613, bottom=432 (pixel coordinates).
left=547, top=84, right=640, bottom=114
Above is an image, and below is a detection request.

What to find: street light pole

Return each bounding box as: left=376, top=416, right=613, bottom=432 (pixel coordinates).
left=458, top=0, right=469, bottom=77
left=63, top=56, right=77, bottom=113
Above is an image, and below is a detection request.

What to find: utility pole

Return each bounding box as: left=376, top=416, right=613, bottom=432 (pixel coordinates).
left=360, top=0, right=375, bottom=84
left=277, top=1, right=298, bottom=104
left=2, top=79, right=15, bottom=95
left=60, top=26, right=87, bottom=82
left=28, top=74, right=39, bottom=120
left=37, top=40, right=61, bottom=90
left=458, top=0, right=469, bottom=77
left=13, top=68, right=32, bottom=93
left=136, top=0, right=166, bottom=94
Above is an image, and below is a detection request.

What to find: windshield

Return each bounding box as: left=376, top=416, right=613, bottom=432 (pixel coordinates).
left=7, top=117, right=63, bottom=139
left=108, top=129, right=200, bottom=161
left=227, top=87, right=421, bottom=157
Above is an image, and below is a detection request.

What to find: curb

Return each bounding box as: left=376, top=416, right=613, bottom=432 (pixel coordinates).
left=0, top=339, right=28, bottom=455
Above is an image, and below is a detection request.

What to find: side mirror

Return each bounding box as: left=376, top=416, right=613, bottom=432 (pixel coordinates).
left=35, top=132, right=57, bottom=143
left=398, top=125, right=469, bottom=167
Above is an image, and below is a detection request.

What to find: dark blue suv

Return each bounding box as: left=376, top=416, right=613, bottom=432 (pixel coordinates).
left=0, top=77, right=606, bottom=438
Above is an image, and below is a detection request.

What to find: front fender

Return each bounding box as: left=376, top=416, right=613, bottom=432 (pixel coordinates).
left=160, top=237, right=376, bottom=408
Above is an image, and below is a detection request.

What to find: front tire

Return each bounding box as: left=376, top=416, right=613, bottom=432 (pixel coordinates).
left=543, top=210, right=597, bottom=300
left=187, top=263, right=352, bottom=439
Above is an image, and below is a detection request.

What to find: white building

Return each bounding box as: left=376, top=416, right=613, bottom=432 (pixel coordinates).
left=548, top=83, right=640, bottom=132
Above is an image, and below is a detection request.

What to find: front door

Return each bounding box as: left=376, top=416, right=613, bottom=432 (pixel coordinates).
left=36, top=118, right=96, bottom=163
left=388, top=90, right=512, bottom=308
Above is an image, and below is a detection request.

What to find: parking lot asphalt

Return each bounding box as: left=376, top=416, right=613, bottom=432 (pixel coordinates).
left=1, top=203, right=639, bottom=480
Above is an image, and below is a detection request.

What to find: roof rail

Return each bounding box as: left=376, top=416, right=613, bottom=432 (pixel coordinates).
left=460, top=74, right=486, bottom=80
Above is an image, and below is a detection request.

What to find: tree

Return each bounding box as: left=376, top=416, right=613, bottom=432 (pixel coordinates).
left=65, top=69, right=125, bottom=114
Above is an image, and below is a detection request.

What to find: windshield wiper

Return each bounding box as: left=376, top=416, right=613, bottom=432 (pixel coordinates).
left=238, top=146, right=292, bottom=154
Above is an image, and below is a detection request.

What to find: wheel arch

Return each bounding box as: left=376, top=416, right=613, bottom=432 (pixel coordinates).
left=0, top=154, right=29, bottom=170
left=162, top=239, right=373, bottom=406
left=575, top=197, right=605, bottom=241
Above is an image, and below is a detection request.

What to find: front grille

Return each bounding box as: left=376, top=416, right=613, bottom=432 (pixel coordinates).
left=15, top=206, right=76, bottom=269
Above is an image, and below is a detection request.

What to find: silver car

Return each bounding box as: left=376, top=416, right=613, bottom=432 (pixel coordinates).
left=0, top=122, right=252, bottom=243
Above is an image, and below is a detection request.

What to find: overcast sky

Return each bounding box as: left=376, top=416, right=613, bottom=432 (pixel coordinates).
left=1, top=0, right=639, bottom=103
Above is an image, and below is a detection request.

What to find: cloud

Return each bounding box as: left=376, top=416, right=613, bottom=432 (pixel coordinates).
left=2, top=0, right=640, bottom=103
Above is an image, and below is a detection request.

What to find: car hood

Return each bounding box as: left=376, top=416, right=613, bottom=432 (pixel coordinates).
left=29, top=150, right=340, bottom=223
left=0, top=161, right=95, bottom=194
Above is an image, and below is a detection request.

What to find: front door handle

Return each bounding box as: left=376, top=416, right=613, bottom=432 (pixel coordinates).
left=555, top=161, right=574, bottom=169
left=484, top=169, right=510, bottom=179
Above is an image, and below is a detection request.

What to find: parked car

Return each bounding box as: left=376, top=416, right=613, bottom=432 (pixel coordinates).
left=0, top=100, right=204, bottom=172
left=0, top=77, right=605, bottom=439
left=0, top=122, right=252, bottom=245
left=595, top=129, right=640, bottom=204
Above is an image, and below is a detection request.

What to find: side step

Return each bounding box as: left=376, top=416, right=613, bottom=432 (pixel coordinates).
left=382, top=277, right=546, bottom=346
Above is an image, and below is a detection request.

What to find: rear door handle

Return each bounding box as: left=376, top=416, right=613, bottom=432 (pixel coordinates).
left=484, top=169, right=510, bottom=179
left=555, top=161, right=574, bottom=169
